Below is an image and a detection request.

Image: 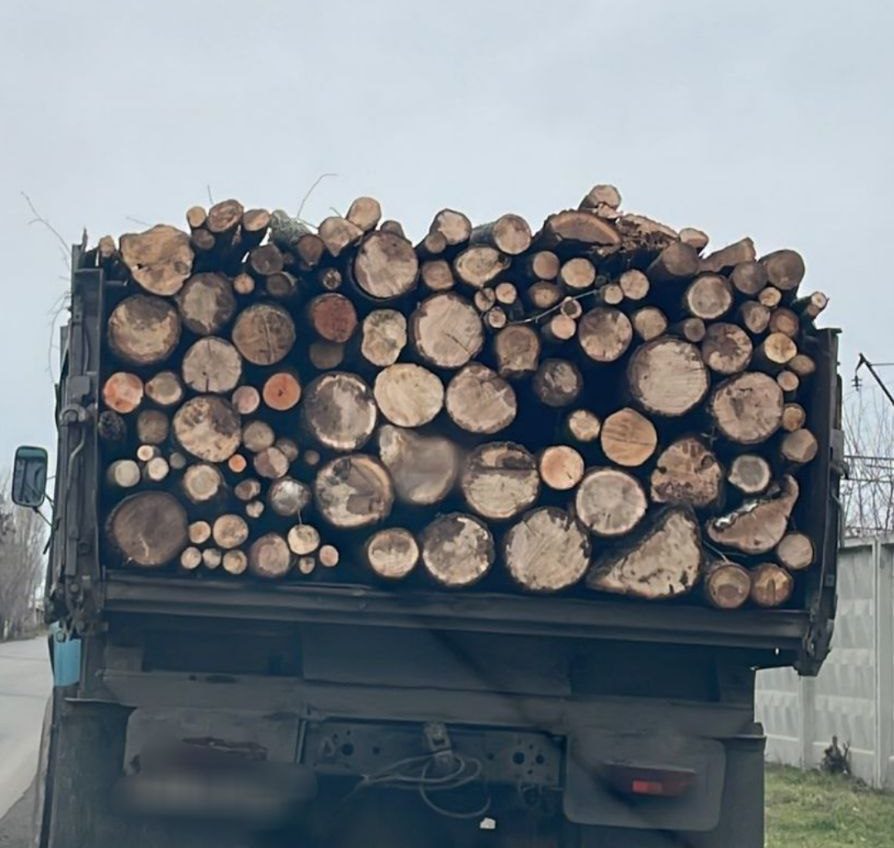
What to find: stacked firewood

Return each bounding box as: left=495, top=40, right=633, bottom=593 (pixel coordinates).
left=90, top=185, right=827, bottom=608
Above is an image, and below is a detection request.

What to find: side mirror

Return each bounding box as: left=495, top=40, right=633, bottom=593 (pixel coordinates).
left=12, top=446, right=48, bottom=508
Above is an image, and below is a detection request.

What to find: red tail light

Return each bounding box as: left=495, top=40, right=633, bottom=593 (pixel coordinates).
left=604, top=764, right=696, bottom=798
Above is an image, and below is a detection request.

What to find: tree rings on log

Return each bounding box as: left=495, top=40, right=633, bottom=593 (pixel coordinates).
left=627, top=338, right=709, bottom=417
left=574, top=467, right=647, bottom=537
left=374, top=363, right=445, bottom=427
left=364, top=528, right=420, bottom=580
left=538, top=445, right=585, bottom=490
left=107, top=491, right=188, bottom=567
left=410, top=293, right=484, bottom=369
left=176, top=273, right=236, bottom=335
left=108, top=295, right=181, bottom=366
left=182, top=337, right=243, bottom=394
left=600, top=408, right=658, bottom=468
left=353, top=231, right=419, bottom=299
left=446, top=363, right=517, bottom=434
left=650, top=437, right=722, bottom=508
left=504, top=507, right=590, bottom=592
left=301, top=372, right=378, bottom=452
left=173, top=395, right=241, bottom=462
left=460, top=442, right=539, bottom=521
left=231, top=303, right=296, bottom=365
left=314, top=454, right=395, bottom=528
left=120, top=224, right=193, bottom=296
left=421, top=513, right=495, bottom=587
left=710, top=372, right=784, bottom=445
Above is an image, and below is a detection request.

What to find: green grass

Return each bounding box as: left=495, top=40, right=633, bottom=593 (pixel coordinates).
left=766, top=764, right=894, bottom=847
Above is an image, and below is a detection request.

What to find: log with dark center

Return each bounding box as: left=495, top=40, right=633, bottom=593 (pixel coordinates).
left=421, top=513, right=495, bottom=587
left=532, top=358, right=583, bottom=408
left=421, top=260, right=454, bottom=291
left=574, top=467, right=647, bottom=538
left=504, top=507, right=590, bottom=592
left=650, top=437, right=722, bottom=508
left=703, top=560, right=751, bottom=610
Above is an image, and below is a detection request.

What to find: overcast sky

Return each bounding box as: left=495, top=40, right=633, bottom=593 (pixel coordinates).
left=0, top=0, right=891, bottom=468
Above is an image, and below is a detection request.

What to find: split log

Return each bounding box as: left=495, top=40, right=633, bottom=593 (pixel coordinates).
left=446, top=363, right=517, bottom=434
left=729, top=261, right=768, bottom=296
left=679, top=227, right=710, bottom=252
left=346, top=196, right=382, bottom=232
left=319, top=545, right=340, bottom=568
left=453, top=246, right=510, bottom=288
left=781, top=429, right=819, bottom=465
left=618, top=270, right=650, bottom=301
left=410, top=293, right=484, bottom=369
left=631, top=307, right=668, bottom=342
left=760, top=249, right=805, bottom=291
left=701, top=323, right=753, bottom=375
left=253, top=446, right=290, bottom=479
left=102, top=372, right=144, bottom=414
left=493, top=325, right=541, bottom=380
left=728, top=454, right=772, bottom=495
left=107, top=460, right=141, bottom=489
left=319, top=216, right=363, bottom=257
left=120, top=224, right=193, bottom=296
left=364, top=528, right=420, bottom=580
left=353, top=231, right=419, bottom=299
left=107, top=491, right=188, bottom=567
left=234, top=479, right=262, bottom=502
left=421, top=513, right=495, bottom=587
left=188, top=520, right=211, bottom=545
left=566, top=409, right=601, bottom=443
left=223, top=550, right=248, bottom=575
left=703, top=560, right=751, bottom=610
left=287, top=524, right=321, bottom=556
left=793, top=291, right=828, bottom=320
left=647, top=243, right=700, bottom=282
left=526, top=282, right=563, bottom=310
left=504, top=507, right=590, bottom=592
left=601, top=408, right=658, bottom=467
left=98, top=410, right=127, bottom=443
left=709, top=372, right=784, bottom=444
left=242, top=420, right=275, bottom=453
left=212, top=514, right=249, bottom=550
left=782, top=403, right=807, bottom=432
left=699, top=237, right=755, bottom=274
left=758, top=287, right=783, bottom=308
left=755, top=332, right=797, bottom=369
left=144, top=371, right=184, bottom=408
left=301, top=372, right=378, bottom=451
left=262, top=371, right=302, bottom=411
left=231, top=303, right=296, bottom=365
left=776, top=532, right=814, bottom=570
left=314, top=454, right=395, bottom=528
left=378, top=425, right=459, bottom=506
left=628, top=338, right=709, bottom=417
left=777, top=370, right=800, bottom=394
left=176, top=273, right=236, bottom=335
left=470, top=214, right=532, bottom=255
left=248, top=533, right=292, bottom=579
left=268, top=477, right=313, bottom=517
left=768, top=308, right=800, bottom=339
left=523, top=251, right=560, bottom=281
left=361, top=309, right=407, bottom=367
left=421, top=260, right=454, bottom=291
left=536, top=210, right=621, bottom=252
left=460, top=442, right=540, bottom=521
left=182, top=337, right=243, bottom=394
left=706, top=475, right=799, bottom=554
left=180, top=547, right=203, bottom=571
left=173, top=395, right=242, bottom=462
left=750, top=563, right=794, bottom=608
left=577, top=307, right=633, bottom=363
left=738, top=302, right=771, bottom=335
left=558, top=257, right=596, bottom=291
left=182, top=463, right=225, bottom=504
left=108, top=295, right=180, bottom=366
left=650, top=437, right=723, bottom=508
left=143, top=456, right=169, bottom=483
left=574, top=468, right=647, bottom=537
left=308, top=341, right=345, bottom=370
left=532, top=358, right=583, bottom=408
left=586, top=508, right=702, bottom=599
left=684, top=275, right=733, bottom=320
left=374, top=363, right=445, bottom=427
left=232, top=273, right=255, bottom=295
left=203, top=549, right=223, bottom=570
left=269, top=210, right=325, bottom=267
left=538, top=446, right=585, bottom=490
left=307, top=293, right=358, bottom=343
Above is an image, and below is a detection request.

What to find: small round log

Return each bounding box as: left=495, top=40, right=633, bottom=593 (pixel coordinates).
left=445, top=363, right=517, bottom=434
left=245, top=500, right=265, bottom=520
left=527, top=282, right=563, bottom=310
left=758, top=287, right=783, bottom=308
left=728, top=454, right=772, bottom=495
left=242, top=420, right=275, bottom=454
left=288, top=524, right=321, bottom=556
left=319, top=545, right=340, bottom=568
left=188, top=520, right=211, bottom=545
left=206, top=199, right=243, bottom=236
left=98, top=410, right=127, bottom=443
left=650, top=437, right=723, bottom=508
left=670, top=318, right=706, bottom=344
left=353, top=231, right=419, bottom=299
left=262, top=371, right=302, bottom=411
left=107, top=491, right=188, bottom=567
left=469, top=214, right=532, bottom=255
left=566, top=409, right=601, bottom=443
left=180, top=547, right=203, bottom=571
left=493, top=325, right=541, bottom=380
left=176, top=273, right=236, bottom=335
left=574, top=468, right=647, bottom=537
left=145, top=371, right=184, bottom=407
left=107, top=460, right=141, bottom=489
left=750, top=563, right=795, bottom=608
left=346, top=196, right=382, bottom=232
left=308, top=341, right=345, bottom=370
left=504, top=507, right=590, bottom=592
left=410, top=293, right=484, bottom=369
left=777, top=370, right=800, bottom=394
left=558, top=257, right=596, bottom=291
left=647, top=242, right=699, bottom=282
left=768, top=308, right=800, bottom=339
left=234, top=478, right=262, bottom=502
left=460, top=442, right=539, bottom=521
left=223, top=550, right=248, bottom=575
left=532, top=358, right=583, bottom=408
left=729, top=261, right=768, bottom=296
left=738, top=302, right=772, bottom=335
left=703, top=561, right=751, bottom=610
left=275, top=438, right=299, bottom=463
left=268, top=477, right=312, bottom=517
left=182, top=337, right=243, bottom=394
left=631, top=307, right=668, bottom=342
left=776, top=532, right=814, bottom=571
left=314, top=454, right=395, bottom=528
left=523, top=250, right=560, bottom=281
left=421, top=513, right=495, bottom=588
left=103, top=372, right=144, bottom=414
left=203, top=549, right=223, bottom=570
left=538, top=446, right=585, bottom=490
left=231, top=303, right=296, bottom=366
left=601, top=408, right=658, bottom=468
left=577, top=307, right=633, bottom=363
left=144, top=456, right=170, bottom=483
left=319, top=216, right=363, bottom=257
left=364, top=528, right=420, bottom=580
left=618, top=270, right=650, bottom=301
left=374, top=363, right=445, bottom=428
left=420, top=259, right=455, bottom=292
left=429, top=209, right=472, bottom=246
left=301, top=372, right=378, bottom=452
left=232, top=273, right=255, bottom=295
left=108, top=295, right=181, bottom=366
left=627, top=338, right=709, bottom=417
left=182, top=463, right=224, bottom=504
left=782, top=403, right=807, bottom=433
left=248, top=533, right=292, bottom=579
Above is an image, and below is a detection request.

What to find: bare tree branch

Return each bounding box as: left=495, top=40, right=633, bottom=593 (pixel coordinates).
left=21, top=192, right=70, bottom=270
left=297, top=172, right=338, bottom=219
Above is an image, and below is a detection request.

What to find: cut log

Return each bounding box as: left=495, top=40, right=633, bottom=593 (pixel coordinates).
left=699, top=237, right=756, bottom=274
left=206, top=199, right=243, bottom=236
left=188, top=520, right=212, bottom=545
left=631, top=307, right=668, bottom=342
left=523, top=251, right=560, bottom=281
left=287, top=524, right=321, bottom=556
left=182, top=337, right=243, bottom=394
left=647, top=243, right=700, bottom=282
left=541, top=313, right=577, bottom=343
left=781, top=429, right=819, bottom=465
left=364, top=528, right=420, bottom=580
left=597, top=283, right=624, bottom=306
left=186, top=206, right=207, bottom=230
left=494, top=282, right=518, bottom=307
left=758, top=287, right=783, bottom=308
left=242, top=420, right=275, bottom=453
left=760, top=249, right=805, bottom=291
left=558, top=257, right=597, bottom=291
left=120, top=224, right=193, bottom=296
left=297, top=556, right=316, bottom=575
left=319, top=545, right=340, bottom=568
left=144, top=371, right=183, bottom=408
left=410, top=293, right=484, bottom=369
left=353, top=231, right=419, bottom=299
left=202, top=549, right=223, bottom=570
left=755, top=332, right=797, bottom=369
left=428, top=209, right=472, bottom=246
left=346, top=196, right=382, bottom=232
left=307, top=293, right=358, bottom=343
left=361, top=309, right=407, bottom=367
left=268, top=477, right=313, bottom=517
left=615, top=214, right=679, bottom=252
left=248, top=533, right=292, bottom=579
left=102, top=372, right=144, bottom=414
left=536, top=210, right=621, bottom=252
left=793, top=291, right=829, bottom=320
left=136, top=409, right=169, bottom=445
left=684, top=275, right=733, bottom=320
left=107, top=460, right=141, bottom=489
left=782, top=403, right=807, bottom=432
left=303, top=449, right=321, bottom=468
left=679, top=227, right=710, bottom=252
left=538, top=446, right=585, bottom=490
left=98, top=410, right=127, bottom=443
left=234, top=478, right=262, bottom=502
left=319, top=216, right=363, bottom=257
left=579, top=184, right=621, bottom=214
left=222, top=550, right=248, bottom=575
left=526, top=282, right=563, bottom=310
left=212, top=514, right=249, bottom=550
left=532, top=358, right=583, bottom=408
left=318, top=268, right=343, bottom=291
left=253, top=446, right=290, bottom=479
left=108, top=295, right=181, bottom=366
left=232, top=273, right=255, bottom=296
left=374, top=363, right=445, bottom=427
left=710, top=373, right=784, bottom=444
left=180, top=547, right=203, bottom=571
left=308, top=341, right=345, bottom=370
left=107, top=491, right=188, bottom=567
left=707, top=475, right=799, bottom=554
left=265, top=271, right=299, bottom=299
left=667, top=319, right=705, bottom=345
left=469, top=214, right=532, bottom=255
left=245, top=499, right=265, bottom=519
left=493, top=324, right=541, bottom=380
left=176, top=273, right=236, bottom=335
left=728, top=454, right=772, bottom=495
left=269, top=210, right=325, bottom=267
left=377, top=425, right=459, bottom=506
left=417, top=229, right=447, bottom=258
left=461, top=442, right=540, bottom=521
left=618, top=270, right=650, bottom=301
left=738, top=301, right=771, bottom=335
left=574, top=467, right=647, bottom=537
left=703, top=560, right=751, bottom=610
left=768, top=308, right=800, bottom=339
left=627, top=338, right=709, bottom=417
left=241, top=207, right=270, bottom=242
left=314, top=454, right=395, bottom=528
left=227, top=453, right=248, bottom=474
left=504, top=507, right=590, bottom=592
left=182, top=463, right=224, bottom=503
left=776, top=532, right=814, bottom=571
left=301, top=372, right=378, bottom=452
left=421, top=260, right=455, bottom=291
left=729, top=261, right=768, bottom=296
left=566, top=409, right=601, bottom=443
left=777, top=370, right=800, bottom=394
left=474, top=287, right=496, bottom=313
left=701, top=323, right=753, bottom=375
left=190, top=228, right=215, bottom=253
left=600, top=408, right=658, bottom=467
left=586, top=508, right=702, bottom=599
left=262, top=371, right=302, bottom=411
left=136, top=445, right=160, bottom=462
left=421, top=513, right=495, bottom=587
left=650, top=437, right=723, bottom=508
left=577, top=307, right=633, bottom=363
left=173, top=395, right=242, bottom=462
left=453, top=245, right=510, bottom=288
left=446, top=363, right=517, bottom=434
left=231, top=303, right=296, bottom=365
left=750, top=563, right=794, bottom=608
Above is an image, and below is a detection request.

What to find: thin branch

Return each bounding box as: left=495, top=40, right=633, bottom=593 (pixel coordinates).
left=21, top=192, right=70, bottom=269
left=297, top=173, right=338, bottom=219
left=207, top=184, right=214, bottom=205
left=126, top=216, right=151, bottom=228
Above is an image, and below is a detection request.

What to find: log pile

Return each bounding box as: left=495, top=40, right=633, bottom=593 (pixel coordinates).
left=90, top=185, right=828, bottom=608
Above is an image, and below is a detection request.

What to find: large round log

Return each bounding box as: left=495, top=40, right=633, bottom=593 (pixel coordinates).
left=493, top=325, right=541, bottom=380
left=445, top=363, right=517, bottom=435
left=108, top=295, right=181, bottom=366
left=460, top=442, right=540, bottom=521
left=364, top=528, right=420, bottom=580
left=176, top=273, right=236, bottom=335
left=707, top=475, right=799, bottom=554
left=182, top=337, right=243, bottom=394
left=710, top=372, right=784, bottom=444
left=212, top=514, right=249, bottom=550
left=173, top=395, right=242, bottom=462
left=314, top=454, right=395, bottom=528
left=377, top=425, right=459, bottom=506
left=453, top=246, right=510, bottom=288
left=701, top=323, right=753, bottom=375
left=301, top=372, right=378, bottom=452
left=683, top=274, right=733, bottom=320
left=421, top=513, right=495, bottom=588
left=231, top=303, right=296, bottom=366
left=374, top=363, right=445, bottom=428
left=577, top=307, right=633, bottom=363
left=248, top=533, right=292, bottom=579
left=410, top=293, right=484, bottom=369
left=504, top=507, right=590, bottom=592
left=107, top=491, right=188, bottom=567
left=119, top=224, right=193, bottom=296
left=627, top=338, right=709, bottom=417
left=760, top=249, right=805, bottom=291
left=353, top=231, right=419, bottom=299
left=574, top=468, right=647, bottom=538
left=469, top=214, right=532, bottom=255
left=650, top=437, right=723, bottom=508
left=361, top=309, right=407, bottom=367
left=600, top=408, right=658, bottom=468
left=532, top=358, right=583, bottom=408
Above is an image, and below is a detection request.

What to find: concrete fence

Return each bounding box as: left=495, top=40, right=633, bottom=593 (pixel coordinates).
left=755, top=536, right=894, bottom=788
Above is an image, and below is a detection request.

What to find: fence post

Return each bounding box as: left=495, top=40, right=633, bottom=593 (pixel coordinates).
left=874, top=538, right=894, bottom=789
left=799, top=675, right=816, bottom=769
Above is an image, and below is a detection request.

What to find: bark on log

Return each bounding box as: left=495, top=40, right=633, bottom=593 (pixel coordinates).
left=566, top=409, right=601, bottom=443
left=679, top=227, right=710, bottom=252
left=615, top=214, right=678, bottom=252
left=526, top=282, right=563, bottom=310
left=241, top=208, right=270, bottom=243
left=182, top=463, right=224, bottom=503
left=781, top=429, right=819, bottom=464
left=120, top=225, right=193, bottom=297
left=182, top=337, right=243, bottom=394
left=98, top=410, right=127, bottom=443
left=308, top=341, right=345, bottom=370
left=699, top=237, right=756, bottom=274
left=253, top=446, right=290, bottom=479
left=212, top=514, right=249, bottom=550
left=729, top=261, right=768, bottom=296
left=314, top=454, right=395, bottom=528
left=262, top=371, right=302, bottom=411
left=586, top=508, right=702, bottom=599
left=631, top=307, right=668, bottom=342
left=319, top=216, right=363, bottom=257
left=504, top=507, right=590, bottom=592
left=108, top=295, right=181, bottom=366
left=577, top=307, right=633, bottom=363
left=758, top=287, right=783, bottom=308
left=628, top=338, right=709, bottom=417
left=361, top=309, right=407, bottom=367
left=738, top=302, right=771, bottom=335
left=107, top=491, right=188, bottom=567
left=136, top=409, right=169, bottom=445
left=493, top=325, right=541, bottom=380
left=776, top=532, right=814, bottom=570
left=574, top=468, right=647, bottom=537
left=701, top=323, right=753, bottom=375
left=768, top=308, right=800, bottom=339
left=231, top=303, right=296, bottom=365
left=706, top=475, right=799, bottom=554
left=374, top=363, right=445, bottom=427
left=755, top=332, right=797, bottom=370
left=102, top=372, right=144, bottom=414
left=346, top=196, right=382, bottom=233
left=469, top=215, right=532, bottom=255
left=460, top=442, right=540, bottom=521
left=749, top=563, right=794, bottom=607
left=176, top=273, right=236, bottom=336
left=268, top=477, right=313, bottom=517
left=107, top=460, right=141, bottom=489
left=248, top=533, right=292, bottom=579
left=760, top=249, right=805, bottom=291
left=538, top=445, right=585, bottom=490
left=287, top=524, right=321, bottom=556
left=683, top=275, right=733, bottom=320
left=618, top=270, right=650, bottom=301
left=600, top=408, right=658, bottom=468
left=445, top=363, right=517, bottom=434
left=318, top=268, right=343, bottom=291
left=421, top=260, right=454, bottom=292
left=647, top=243, right=700, bottom=282
left=793, top=291, right=828, bottom=320
left=728, top=454, right=772, bottom=495
left=421, top=513, right=495, bottom=587
left=301, top=372, right=378, bottom=452
left=536, top=210, right=621, bottom=252
left=364, top=528, right=420, bottom=580
left=453, top=246, right=510, bottom=288
left=650, top=437, right=723, bottom=508
left=558, top=257, right=597, bottom=291
left=670, top=318, right=706, bottom=344
left=269, top=210, right=325, bottom=268
left=242, top=420, right=275, bottom=453
left=378, top=424, right=458, bottom=506
left=703, top=560, right=751, bottom=610
left=354, top=231, right=419, bottom=299
left=265, top=271, right=299, bottom=300
left=523, top=251, right=560, bottom=281
left=532, top=358, right=583, bottom=408
left=782, top=403, right=807, bottom=432
left=144, top=370, right=183, bottom=408
left=410, top=293, right=484, bottom=369
left=429, top=209, right=472, bottom=246
left=709, top=372, right=784, bottom=444
left=248, top=244, right=285, bottom=277
left=173, top=395, right=242, bottom=462
left=307, top=293, right=358, bottom=343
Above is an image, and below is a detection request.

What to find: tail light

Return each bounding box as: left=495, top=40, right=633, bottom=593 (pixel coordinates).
left=603, top=763, right=696, bottom=798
